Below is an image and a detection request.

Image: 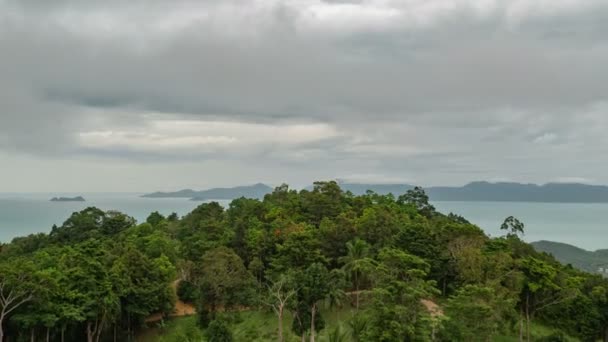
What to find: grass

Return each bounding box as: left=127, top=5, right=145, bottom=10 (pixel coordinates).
left=139, top=305, right=579, bottom=342
left=494, top=322, right=579, bottom=342
left=138, top=303, right=357, bottom=342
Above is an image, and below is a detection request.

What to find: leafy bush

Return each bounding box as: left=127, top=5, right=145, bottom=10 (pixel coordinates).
left=177, top=280, right=199, bottom=303
left=206, top=319, right=234, bottom=342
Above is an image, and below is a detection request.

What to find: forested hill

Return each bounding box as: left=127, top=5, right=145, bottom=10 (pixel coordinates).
left=3, top=181, right=608, bottom=341
left=532, top=240, right=608, bottom=275
left=144, top=181, right=608, bottom=203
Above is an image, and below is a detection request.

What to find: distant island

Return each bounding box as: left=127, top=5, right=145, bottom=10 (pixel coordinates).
left=50, top=196, right=86, bottom=202
left=532, top=240, right=608, bottom=277
left=142, top=183, right=273, bottom=201
left=142, top=181, right=608, bottom=203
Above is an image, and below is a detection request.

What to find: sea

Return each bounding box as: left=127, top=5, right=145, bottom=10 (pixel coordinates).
left=0, top=193, right=605, bottom=251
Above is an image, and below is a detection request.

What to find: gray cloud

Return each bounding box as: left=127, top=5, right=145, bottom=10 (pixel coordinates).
left=1, top=0, right=608, bottom=191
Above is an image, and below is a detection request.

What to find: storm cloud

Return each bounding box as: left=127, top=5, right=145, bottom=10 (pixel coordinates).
left=1, top=0, right=608, bottom=191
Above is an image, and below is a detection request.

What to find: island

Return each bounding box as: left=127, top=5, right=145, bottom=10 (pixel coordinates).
left=143, top=183, right=273, bottom=201
left=50, top=196, right=86, bottom=202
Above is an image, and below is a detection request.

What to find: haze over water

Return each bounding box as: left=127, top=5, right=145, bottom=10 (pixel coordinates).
left=0, top=193, right=604, bottom=251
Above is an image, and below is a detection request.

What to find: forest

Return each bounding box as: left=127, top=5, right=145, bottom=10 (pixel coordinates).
left=1, top=181, right=607, bottom=342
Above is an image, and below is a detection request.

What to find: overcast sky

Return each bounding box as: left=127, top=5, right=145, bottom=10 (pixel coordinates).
left=1, top=0, right=608, bottom=192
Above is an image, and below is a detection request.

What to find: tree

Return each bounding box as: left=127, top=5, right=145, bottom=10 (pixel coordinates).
left=146, top=211, right=165, bottom=226
left=518, top=257, right=580, bottom=342
left=441, top=285, right=516, bottom=341
left=296, top=263, right=331, bottom=342
left=363, top=248, right=438, bottom=341
left=501, top=216, right=525, bottom=238
left=271, top=228, right=327, bottom=274
left=194, top=247, right=254, bottom=319
left=355, top=206, right=400, bottom=247
left=339, top=239, right=375, bottom=310
left=398, top=186, right=435, bottom=217
left=326, top=269, right=347, bottom=317
left=301, top=181, right=345, bottom=226
left=264, top=275, right=298, bottom=342
left=0, top=259, right=40, bottom=342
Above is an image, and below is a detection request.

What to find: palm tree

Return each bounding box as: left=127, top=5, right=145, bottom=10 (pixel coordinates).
left=326, top=269, right=347, bottom=320
left=338, top=239, right=374, bottom=310
left=326, top=324, right=349, bottom=342
left=348, top=314, right=368, bottom=342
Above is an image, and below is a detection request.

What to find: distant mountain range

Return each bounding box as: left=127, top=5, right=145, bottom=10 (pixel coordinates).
left=142, top=183, right=273, bottom=201
left=532, top=240, right=608, bottom=276
left=142, top=181, right=608, bottom=203
left=342, top=181, right=608, bottom=203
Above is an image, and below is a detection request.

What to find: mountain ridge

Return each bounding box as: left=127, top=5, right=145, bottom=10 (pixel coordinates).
left=142, top=181, right=608, bottom=203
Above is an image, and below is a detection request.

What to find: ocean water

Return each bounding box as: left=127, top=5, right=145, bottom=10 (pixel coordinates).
left=433, top=201, right=607, bottom=251
left=0, top=193, right=605, bottom=251
left=0, top=193, right=204, bottom=243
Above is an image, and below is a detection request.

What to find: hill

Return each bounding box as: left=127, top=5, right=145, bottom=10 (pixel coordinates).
left=142, top=189, right=200, bottom=198
left=142, top=183, right=273, bottom=200
left=531, top=240, right=608, bottom=276
left=144, top=181, right=608, bottom=203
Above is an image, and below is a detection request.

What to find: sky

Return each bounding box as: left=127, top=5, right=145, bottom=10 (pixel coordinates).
left=1, top=0, right=608, bottom=192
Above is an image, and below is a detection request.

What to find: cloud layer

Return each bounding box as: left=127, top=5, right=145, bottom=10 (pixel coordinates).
left=1, top=0, right=608, bottom=191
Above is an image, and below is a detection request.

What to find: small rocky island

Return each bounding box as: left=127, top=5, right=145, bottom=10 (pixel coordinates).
left=50, top=196, right=86, bottom=202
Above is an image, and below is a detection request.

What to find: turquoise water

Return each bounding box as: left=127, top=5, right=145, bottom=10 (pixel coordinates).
left=0, top=193, right=605, bottom=250
left=0, top=193, right=204, bottom=243
left=433, top=201, right=607, bottom=251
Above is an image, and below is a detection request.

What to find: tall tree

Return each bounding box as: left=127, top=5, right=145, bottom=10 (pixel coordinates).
left=339, top=239, right=375, bottom=310
left=264, top=274, right=298, bottom=342
left=193, top=247, right=254, bottom=319
left=0, top=259, right=40, bottom=342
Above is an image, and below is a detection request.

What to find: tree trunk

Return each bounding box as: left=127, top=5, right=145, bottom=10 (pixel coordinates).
left=30, top=328, right=34, bottom=342
left=301, top=333, right=306, bottom=342
left=61, top=326, right=65, bottom=342
left=354, top=273, right=359, bottom=310
left=525, top=293, right=530, bottom=342
left=518, top=307, right=523, bottom=342
left=310, top=304, right=316, bottom=342
left=604, top=325, right=608, bottom=342
left=46, top=327, right=50, bottom=342
left=277, top=307, right=284, bottom=342
left=0, top=316, right=4, bottom=342
left=86, top=322, right=94, bottom=342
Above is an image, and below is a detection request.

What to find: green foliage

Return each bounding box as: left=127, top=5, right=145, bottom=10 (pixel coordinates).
left=177, top=280, right=199, bottom=303
left=501, top=216, right=525, bottom=238
left=194, top=247, right=255, bottom=313
left=147, top=211, right=166, bottom=226
left=398, top=186, right=436, bottom=218
left=206, top=319, right=234, bottom=342
left=441, top=285, right=516, bottom=341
